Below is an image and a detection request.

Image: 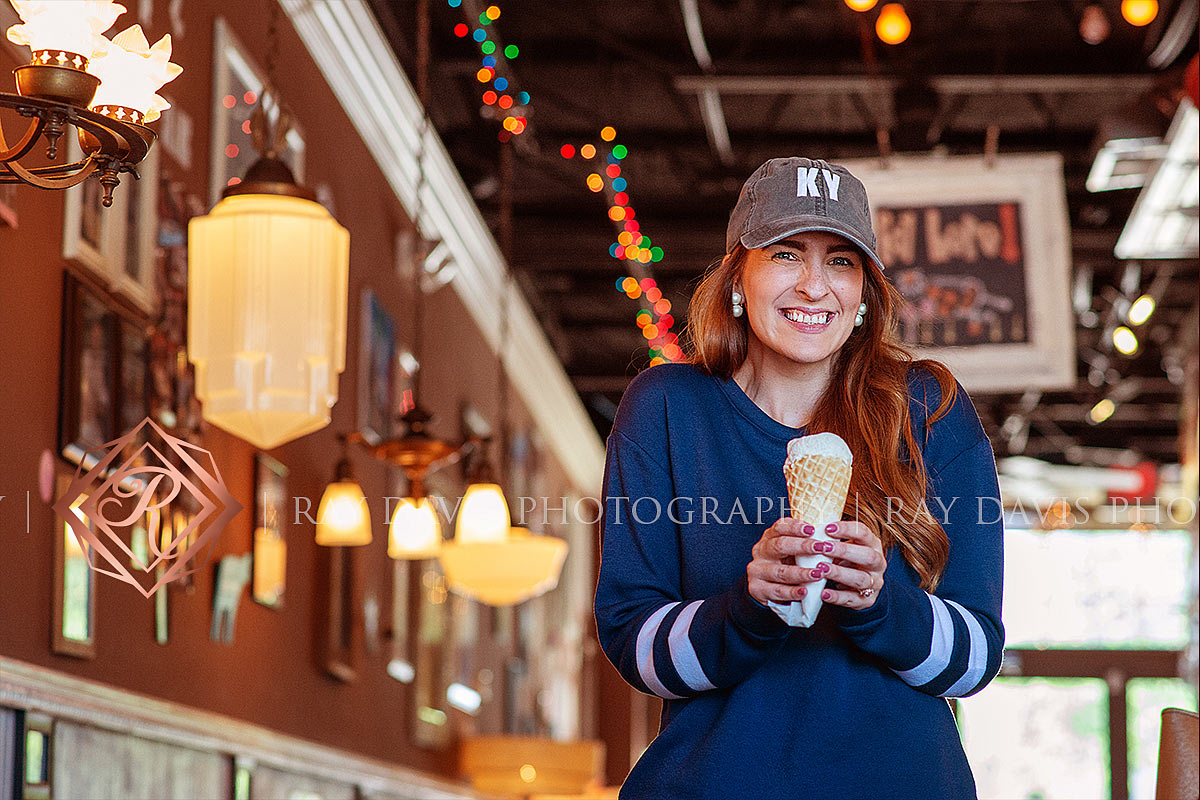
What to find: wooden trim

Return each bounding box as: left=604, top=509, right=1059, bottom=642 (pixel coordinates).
left=0, top=657, right=488, bottom=799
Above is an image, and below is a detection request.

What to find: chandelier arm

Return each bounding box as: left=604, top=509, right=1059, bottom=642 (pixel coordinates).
left=0, top=114, right=46, bottom=161
left=2, top=155, right=99, bottom=189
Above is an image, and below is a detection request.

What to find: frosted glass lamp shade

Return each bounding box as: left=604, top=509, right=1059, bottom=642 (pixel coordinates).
left=187, top=193, right=349, bottom=450
left=6, top=0, right=125, bottom=60
left=388, top=497, right=441, bottom=559
left=438, top=528, right=568, bottom=606
left=455, top=482, right=510, bottom=544
left=87, top=25, right=182, bottom=122
left=315, top=480, right=371, bottom=546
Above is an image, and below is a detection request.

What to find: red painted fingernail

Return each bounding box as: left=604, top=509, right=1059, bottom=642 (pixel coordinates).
left=797, top=587, right=806, bottom=598
left=802, top=524, right=814, bottom=536
left=821, top=590, right=832, bottom=601
left=817, top=541, right=834, bottom=553
left=825, top=523, right=838, bottom=532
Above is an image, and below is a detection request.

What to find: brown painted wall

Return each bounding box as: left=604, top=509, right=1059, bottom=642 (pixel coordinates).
left=0, top=0, right=583, bottom=781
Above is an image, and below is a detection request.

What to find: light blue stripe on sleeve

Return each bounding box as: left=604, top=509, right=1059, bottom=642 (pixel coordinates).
left=636, top=602, right=683, bottom=699
left=667, top=600, right=717, bottom=692
left=940, top=599, right=988, bottom=697
left=893, top=592, right=954, bottom=687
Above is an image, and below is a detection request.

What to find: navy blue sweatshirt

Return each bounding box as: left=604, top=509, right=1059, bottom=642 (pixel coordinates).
left=593, top=362, right=1004, bottom=800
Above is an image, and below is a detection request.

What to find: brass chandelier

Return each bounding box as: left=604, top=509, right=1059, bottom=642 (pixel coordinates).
left=0, top=1, right=182, bottom=206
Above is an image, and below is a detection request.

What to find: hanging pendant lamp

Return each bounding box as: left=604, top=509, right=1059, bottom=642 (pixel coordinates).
left=187, top=91, right=349, bottom=449
left=315, top=456, right=371, bottom=546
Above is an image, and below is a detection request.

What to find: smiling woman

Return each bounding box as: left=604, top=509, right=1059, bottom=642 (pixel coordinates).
left=594, top=156, right=1006, bottom=799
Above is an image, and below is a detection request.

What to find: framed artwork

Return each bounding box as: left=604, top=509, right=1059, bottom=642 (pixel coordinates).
left=358, top=288, right=396, bottom=446
left=412, top=469, right=456, bottom=749
left=386, top=467, right=416, bottom=684
left=252, top=453, right=288, bottom=608
left=61, top=136, right=160, bottom=316
left=59, top=276, right=116, bottom=465
left=324, top=546, right=359, bottom=682
left=0, top=183, right=18, bottom=229
left=59, top=276, right=153, bottom=467
left=52, top=474, right=96, bottom=659
left=839, top=153, right=1076, bottom=392
left=208, top=17, right=305, bottom=208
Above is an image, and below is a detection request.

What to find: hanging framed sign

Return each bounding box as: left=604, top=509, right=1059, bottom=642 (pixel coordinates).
left=840, top=153, right=1076, bottom=392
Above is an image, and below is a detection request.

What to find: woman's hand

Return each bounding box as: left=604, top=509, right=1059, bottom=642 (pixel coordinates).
left=747, top=517, right=821, bottom=605
left=818, top=520, right=886, bottom=611
left=747, top=518, right=886, bottom=610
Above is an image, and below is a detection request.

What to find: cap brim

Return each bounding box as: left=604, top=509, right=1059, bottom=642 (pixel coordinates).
left=740, top=216, right=886, bottom=272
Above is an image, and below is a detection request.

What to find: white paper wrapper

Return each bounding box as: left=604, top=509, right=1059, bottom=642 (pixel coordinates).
left=767, top=432, right=853, bottom=628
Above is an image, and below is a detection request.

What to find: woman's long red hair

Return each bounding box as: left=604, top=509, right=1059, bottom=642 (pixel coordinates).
left=683, top=244, right=957, bottom=591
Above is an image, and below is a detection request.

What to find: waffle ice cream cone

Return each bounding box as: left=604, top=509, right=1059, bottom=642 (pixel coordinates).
left=768, top=432, right=853, bottom=627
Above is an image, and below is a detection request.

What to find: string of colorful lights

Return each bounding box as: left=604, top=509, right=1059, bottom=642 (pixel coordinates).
left=446, top=2, right=680, bottom=364
left=447, top=0, right=530, bottom=141
left=562, top=127, right=682, bottom=365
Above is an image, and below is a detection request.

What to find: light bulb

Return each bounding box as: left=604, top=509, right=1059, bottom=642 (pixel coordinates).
left=1112, top=326, right=1139, bottom=355
left=1128, top=294, right=1155, bottom=326
left=87, top=24, right=182, bottom=122
left=1089, top=398, right=1115, bottom=424
left=455, top=483, right=510, bottom=544
left=388, top=497, right=441, bottom=559
left=6, top=0, right=126, bottom=62
left=876, top=3, right=911, bottom=45
left=315, top=480, right=372, bottom=546
left=845, top=0, right=878, bottom=11
left=1120, top=0, right=1157, bottom=26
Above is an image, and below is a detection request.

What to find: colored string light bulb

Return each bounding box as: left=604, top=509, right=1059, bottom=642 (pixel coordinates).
left=498, top=94, right=513, bottom=109
left=1121, top=0, right=1157, bottom=24
left=876, top=3, right=911, bottom=44
left=476, top=67, right=493, bottom=82
left=561, top=144, right=576, bottom=158
left=600, top=126, right=617, bottom=141
left=481, top=40, right=496, bottom=54
left=518, top=91, right=530, bottom=104
left=494, top=77, right=508, bottom=91
left=606, top=164, right=621, bottom=178
left=482, top=90, right=497, bottom=104
left=454, top=23, right=468, bottom=37
left=586, top=173, right=603, bottom=191
left=473, top=28, right=487, bottom=42
left=580, top=143, right=596, bottom=159
left=486, top=5, right=501, bottom=19
left=845, top=0, right=877, bottom=9
left=504, top=44, right=519, bottom=58
left=612, top=144, right=628, bottom=159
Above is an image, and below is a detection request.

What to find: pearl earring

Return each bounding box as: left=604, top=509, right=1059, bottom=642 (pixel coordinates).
left=732, top=290, right=744, bottom=318
left=854, top=302, right=866, bottom=327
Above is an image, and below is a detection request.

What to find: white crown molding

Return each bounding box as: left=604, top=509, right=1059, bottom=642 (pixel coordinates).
left=0, top=656, right=486, bottom=799
left=279, top=0, right=606, bottom=494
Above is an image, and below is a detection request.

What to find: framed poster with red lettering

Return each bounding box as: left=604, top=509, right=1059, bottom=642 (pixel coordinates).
left=841, top=153, right=1075, bottom=392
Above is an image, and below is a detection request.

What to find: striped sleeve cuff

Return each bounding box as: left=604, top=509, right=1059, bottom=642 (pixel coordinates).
left=635, top=600, right=719, bottom=699
left=893, top=592, right=992, bottom=697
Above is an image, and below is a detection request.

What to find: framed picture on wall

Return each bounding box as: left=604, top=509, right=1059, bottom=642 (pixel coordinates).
left=358, top=288, right=396, bottom=446
left=59, top=277, right=116, bottom=464
left=252, top=453, right=288, bottom=608
left=59, top=276, right=154, bottom=466
left=324, top=546, right=359, bottom=683
left=52, top=474, right=96, bottom=659
left=61, top=138, right=160, bottom=316
left=208, top=17, right=305, bottom=208
left=838, top=152, right=1076, bottom=392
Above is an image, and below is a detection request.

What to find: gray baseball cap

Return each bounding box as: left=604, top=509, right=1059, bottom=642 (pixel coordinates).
left=725, top=157, right=885, bottom=271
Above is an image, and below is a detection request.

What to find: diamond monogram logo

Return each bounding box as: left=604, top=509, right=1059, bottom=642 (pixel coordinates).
left=52, top=418, right=242, bottom=598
